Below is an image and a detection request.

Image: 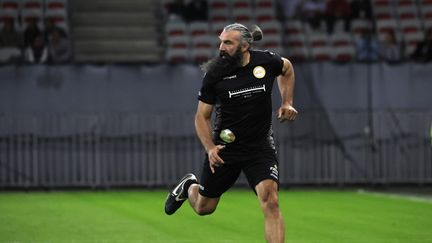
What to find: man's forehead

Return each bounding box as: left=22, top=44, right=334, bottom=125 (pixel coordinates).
left=219, top=30, right=241, bottom=41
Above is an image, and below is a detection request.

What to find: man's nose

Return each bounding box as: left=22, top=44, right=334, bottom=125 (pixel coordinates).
left=219, top=42, right=225, bottom=51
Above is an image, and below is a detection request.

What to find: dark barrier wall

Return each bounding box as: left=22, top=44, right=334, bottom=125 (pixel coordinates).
left=1, top=62, right=432, bottom=114
left=0, top=63, right=431, bottom=188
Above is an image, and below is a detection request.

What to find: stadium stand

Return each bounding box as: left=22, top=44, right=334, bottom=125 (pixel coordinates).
left=2, top=0, right=419, bottom=64
left=0, top=0, right=73, bottom=64
left=71, top=0, right=162, bottom=63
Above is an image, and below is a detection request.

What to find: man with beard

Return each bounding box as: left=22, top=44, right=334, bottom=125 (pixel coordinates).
left=164, top=23, right=297, bottom=243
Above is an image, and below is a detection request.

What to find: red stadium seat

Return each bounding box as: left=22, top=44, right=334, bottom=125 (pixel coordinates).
left=232, top=8, right=254, bottom=22
left=165, top=21, right=188, bottom=36
left=188, top=21, right=210, bottom=37
left=209, top=8, right=230, bottom=23
left=260, top=20, right=282, bottom=36
left=308, top=32, right=329, bottom=47
left=208, top=0, right=229, bottom=9
left=233, top=0, right=251, bottom=9
left=1, top=0, right=20, bottom=9
left=284, top=20, right=304, bottom=35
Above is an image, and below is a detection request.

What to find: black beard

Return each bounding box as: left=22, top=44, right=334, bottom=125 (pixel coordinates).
left=200, top=48, right=243, bottom=78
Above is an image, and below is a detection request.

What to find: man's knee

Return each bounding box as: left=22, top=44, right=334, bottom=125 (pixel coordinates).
left=194, top=204, right=217, bottom=216
left=260, top=193, right=280, bottom=212
left=193, top=195, right=219, bottom=216
left=256, top=180, right=281, bottom=214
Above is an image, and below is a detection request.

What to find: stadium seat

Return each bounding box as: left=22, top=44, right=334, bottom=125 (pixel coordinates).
left=21, top=8, right=44, bottom=30
left=373, top=5, right=395, bottom=19
left=285, top=33, right=306, bottom=48
left=310, top=46, right=332, bottom=61
left=255, top=7, right=275, bottom=23
left=420, top=0, right=432, bottom=6
left=0, top=8, right=19, bottom=29
left=308, top=32, right=329, bottom=47
left=208, top=0, right=229, bottom=9
left=208, top=8, right=230, bottom=23
left=255, top=0, right=274, bottom=9
left=190, top=48, right=214, bottom=63
left=232, top=8, right=254, bottom=23
left=283, top=20, right=304, bottom=35
left=165, top=21, right=188, bottom=36
left=260, top=34, right=283, bottom=54
left=329, top=32, right=353, bottom=47
left=399, top=18, right=422, bottom=34
left=332, top=45, right=355, bottom=62
left=420, top=5, right=432, bottom=20
left=285, top=45, right=309, bottom=62
left=45, top=0, right=67, bottom=9
left=332, top=20, right=348, bottom=34
left=371, top=0, right=391, bottom=7
left=210, top=21, right=228, bottom=35
left=166, top=35, right=190, bottom=49
left=396, top=5, right=418, bottom=20
left=259, top=20, right=282, bottom=36
left=329, top=33, right=355, bottom=62
left=165, top=48, right=189, bottom=63
left=232, top=0, right=252, bottom=9
left=403, top=31, right=425, bottom=56
left=188, top=21, right=210, bottom=37
left=351, top=19, right=373, bottom=36
left=53, top=21, right=68, bottom=32
left=403, top=31, right=424, bottom=45
left=45, top=8, right=68, bottom=25
left=307, top=31, right=331, bottom=61
left=22, top=0, right=43, bottom=9
left=0, top=0, right=20, bottom=9
left=376, top=19, right=398, bottom=34
left=191, top=34, right=217, bottom=49
left=396, top=0, right=416, bottom=6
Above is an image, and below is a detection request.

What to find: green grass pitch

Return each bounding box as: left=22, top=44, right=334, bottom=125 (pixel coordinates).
left=0, top=189, right=431, bottom=243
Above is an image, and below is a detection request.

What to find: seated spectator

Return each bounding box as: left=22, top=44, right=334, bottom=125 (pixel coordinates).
left=24, top=33, right=48, bottom=64
left=0, top=18, right=22, bottom=63
left=297, top=0, right=326, bottom=31
left=166, top=0, right=188, bottom=21
left=44, top=17, right=56, bottom=40
left=355, top=29, right=380, bottom=62
left=24, top=18, right=42, bottom=48
left=184, top=0, right=208, bottom=22
left=324, top=0, right=352, bottom=34
left=48, top=27, right=71, bottom=64
left=411, top=29, right=432, bottom=63
left=279, top=0, right=302, bottom=20
left=380, top=30, right=403, bottom=64
left=350, top=0, right=372, bottom=20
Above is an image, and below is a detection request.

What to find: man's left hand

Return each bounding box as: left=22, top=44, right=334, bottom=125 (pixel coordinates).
left=277, top=105, right=298, bottom=122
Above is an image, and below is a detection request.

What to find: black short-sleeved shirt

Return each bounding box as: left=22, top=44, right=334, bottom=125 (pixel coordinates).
left=198, top=49, right=284, bottom=159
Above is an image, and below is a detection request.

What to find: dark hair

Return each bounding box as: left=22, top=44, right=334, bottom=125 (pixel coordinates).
left=223, top=23, right=263, bottom=48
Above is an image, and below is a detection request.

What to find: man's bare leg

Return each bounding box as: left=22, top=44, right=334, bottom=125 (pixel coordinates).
left=255, top=180, right=285, bottom=243
left=187, top=184, right=220, bottom=216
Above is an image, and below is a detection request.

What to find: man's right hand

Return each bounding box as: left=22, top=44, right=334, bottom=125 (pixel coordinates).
left=208, top=145, right=225, bottom=174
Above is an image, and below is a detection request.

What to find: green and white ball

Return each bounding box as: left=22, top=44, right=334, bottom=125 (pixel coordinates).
left=220, top=129, right=236, bottom=143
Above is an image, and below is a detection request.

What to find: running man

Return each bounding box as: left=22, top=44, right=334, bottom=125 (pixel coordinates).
left=164, top=23, right=297, bottom=243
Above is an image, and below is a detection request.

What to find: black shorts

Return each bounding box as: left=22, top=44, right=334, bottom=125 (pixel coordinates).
left=198, top=151, right=279, bottom=198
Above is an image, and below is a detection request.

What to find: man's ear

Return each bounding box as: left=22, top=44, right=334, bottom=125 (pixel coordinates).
left=241, top=43, right=249, bottom=52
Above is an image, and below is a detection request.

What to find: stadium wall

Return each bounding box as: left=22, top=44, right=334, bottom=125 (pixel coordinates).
left=0, top=63, right=431, bottom=188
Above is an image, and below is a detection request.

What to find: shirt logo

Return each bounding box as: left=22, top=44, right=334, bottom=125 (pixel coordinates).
left=253, top=66, right=266, bottom=79
left=270, top=165, right=278, bottom=180
left=228, top=84, right=266, bottom=98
